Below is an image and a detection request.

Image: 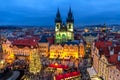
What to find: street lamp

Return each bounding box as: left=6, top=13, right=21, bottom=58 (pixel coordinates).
left=1, top=60, right=4, bottom=64
left=0, top=60, right=5, bottom=72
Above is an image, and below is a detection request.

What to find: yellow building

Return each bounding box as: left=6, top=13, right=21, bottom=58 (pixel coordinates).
left=92, top=41, right=111, bottom=80
left=2, top=40, right=14, bottom=64
left=63, top=44, right=78, bottom=59
left=79, top=43, right=85, bottom=57
left=98, top=55, right=109, bottom=80
left=38, top=36, right=49, bottom=57
left=1, top=38, right=39, bottom=63
left=49, top=42, right=85, bottom=59
left=38, top=42, right=49, bottom=57
left=108, top=65, right=120, bottom=80
left=49, top=44, right=63, bottom=59
left=91, top=43, right=99, bottom=74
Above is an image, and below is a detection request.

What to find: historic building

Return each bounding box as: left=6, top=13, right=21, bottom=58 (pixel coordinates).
left=79, top=43, right=85, bottom=57
left=2, top=40, right=15, bottom=63
left=38, top=36, right=49, bottom=57
left=49, top=42, right=85, bottom=59
left=91, top=40, right=120, bottom=80
left=49, top=44, right=63, bottom=59
left=55, top=8, right=74, bottom=43
left=82, top=32, right=98, bottom=48
left=1, top=38, right=39, bottom=64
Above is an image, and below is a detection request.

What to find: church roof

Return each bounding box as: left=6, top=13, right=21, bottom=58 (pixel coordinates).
left=12, top=38, right=38, bottom=48
left=66, top=8, right=74, bottom=23
left=55, top=8, right=62, bottom=23
left=62, top=41, right=78, bottom=45
left=59, top=24, right=67, bottom=31
left=39, top=35, right=48, bottom=42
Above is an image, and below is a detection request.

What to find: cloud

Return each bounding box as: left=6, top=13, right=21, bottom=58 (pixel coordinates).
left=0, top=0, right=120, bottom=25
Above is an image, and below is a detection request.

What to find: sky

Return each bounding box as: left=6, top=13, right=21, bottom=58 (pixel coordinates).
left=0, top=0, right=120, bottom=26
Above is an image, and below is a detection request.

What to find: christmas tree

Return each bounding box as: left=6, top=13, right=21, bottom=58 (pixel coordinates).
left=29, top=49, right=41, bottom=74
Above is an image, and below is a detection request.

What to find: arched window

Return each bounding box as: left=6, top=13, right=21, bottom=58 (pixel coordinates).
left=69, top=24, right=71, bottom=29
left=57, top=24, right=59, bottom=29
left=62, top=34, right=66, bottom=39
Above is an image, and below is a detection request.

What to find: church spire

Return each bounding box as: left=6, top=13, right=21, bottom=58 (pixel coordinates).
left=66, top=7, right=74, bottom=23
left=55, top=8, right=62, bottom=23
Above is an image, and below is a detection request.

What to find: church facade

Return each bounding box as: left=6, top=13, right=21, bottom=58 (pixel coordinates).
left=55, top=8, right=74, bottom=43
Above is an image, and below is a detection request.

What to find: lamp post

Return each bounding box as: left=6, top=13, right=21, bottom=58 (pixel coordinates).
left=0, top=60, right=5, bottom=73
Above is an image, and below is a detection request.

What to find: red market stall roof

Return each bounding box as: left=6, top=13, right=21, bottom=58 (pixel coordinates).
left=49, top=63, right=68, bottom=69
left=55, top=71, right=80, bottom=80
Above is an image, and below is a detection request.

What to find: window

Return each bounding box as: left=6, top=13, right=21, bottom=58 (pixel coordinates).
left=110, top=70, right=112, bottom=72
left=117, top=74, right=119, bottom=77
left=69, top=24, right=71, bottom=29
left=57, top=24, right=59, bottom=29
left=113, top=71, right=115, bottom=74
left=110, top=75, right=111, bottom=78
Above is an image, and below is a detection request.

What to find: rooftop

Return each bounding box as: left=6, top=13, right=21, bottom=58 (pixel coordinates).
left=95, top=40, right=120, bottom=70
left=12, top=38, right=38, bottom=48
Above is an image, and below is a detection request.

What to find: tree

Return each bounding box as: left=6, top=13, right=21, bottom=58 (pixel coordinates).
left=29, top=49, right=41, bottom=74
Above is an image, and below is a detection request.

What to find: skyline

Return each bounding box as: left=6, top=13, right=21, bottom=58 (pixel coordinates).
left=0, top=0, right=120, bottom=26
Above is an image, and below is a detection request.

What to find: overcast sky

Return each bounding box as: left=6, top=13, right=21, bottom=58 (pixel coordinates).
left=0, top=0, right=120, bottom=26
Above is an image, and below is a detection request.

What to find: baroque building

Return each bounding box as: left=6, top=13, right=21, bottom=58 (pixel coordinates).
left=49, top=42, right=85, bottom=59
left=55, top=8, right=74, bottom=43
left=92, top=40, right=120, bottom=80
left=1, top=38, right=39, bottom=64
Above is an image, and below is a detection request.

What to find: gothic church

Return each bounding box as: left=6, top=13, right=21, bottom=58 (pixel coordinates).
left=55, top=8, right=74, bottom=43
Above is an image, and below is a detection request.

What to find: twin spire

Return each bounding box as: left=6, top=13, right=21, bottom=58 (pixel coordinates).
left=55, top=8, right=74, bottom=23
left=55, top=9, right=62, bottom=23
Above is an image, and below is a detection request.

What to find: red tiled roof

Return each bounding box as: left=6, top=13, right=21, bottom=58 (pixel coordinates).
left=55, top=72, right=80, bottom=80
left=95, top=41, right=112, bottom=56
left=114, top=33, right=120, bottom=38
left=47, top=37, right=54, bottom=45
left=108, top=46, right=120, bottom=64
left=12, top=38, right=38, bottom=47
left=95, top=41, right=112, bottom=48
left=49, top=64, right=68, bottom=69
left=95, top=41, right=120, bottom=70
left=116, top=64, right=120, bottom=71
left=114, top=46, right=120, bottom=54
left=108, top=54, right=118, bottom=64
left=108, top=53, right=120, bottom=71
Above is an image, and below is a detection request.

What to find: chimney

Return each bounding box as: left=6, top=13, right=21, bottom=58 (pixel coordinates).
left=108, top=46, right=111, bottom=51
left=118, top=52, right=120, bottom=61
left=114, top=44, right=117, bottom=47
left=110, top=48, right=114, bottom=55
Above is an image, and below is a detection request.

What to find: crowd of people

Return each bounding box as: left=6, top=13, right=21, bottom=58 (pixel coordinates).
left=12, top=59, right=29, bottom=69
left=24, top=67, right=54, bottom=80
left=3, top=56, right=89, bottom=80
left=21, top=56, right=87, bottom=80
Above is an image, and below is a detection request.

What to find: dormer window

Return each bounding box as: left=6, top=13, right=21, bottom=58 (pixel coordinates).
left=118, top=55, right=120, bottom=61
left=33, top=39, right=35, bottom=42
left=31, top=46, right=33, bottom=48
left=110, top=48, right=114, bottom=55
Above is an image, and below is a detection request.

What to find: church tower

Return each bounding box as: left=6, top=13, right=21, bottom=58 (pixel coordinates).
left=55, top=8, right=62, bottom=43
left=55, top=8, right=62, bottom=32
left=66, top=8, right=74, bottom=40
left=55, top=8, right=74, bottom=44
